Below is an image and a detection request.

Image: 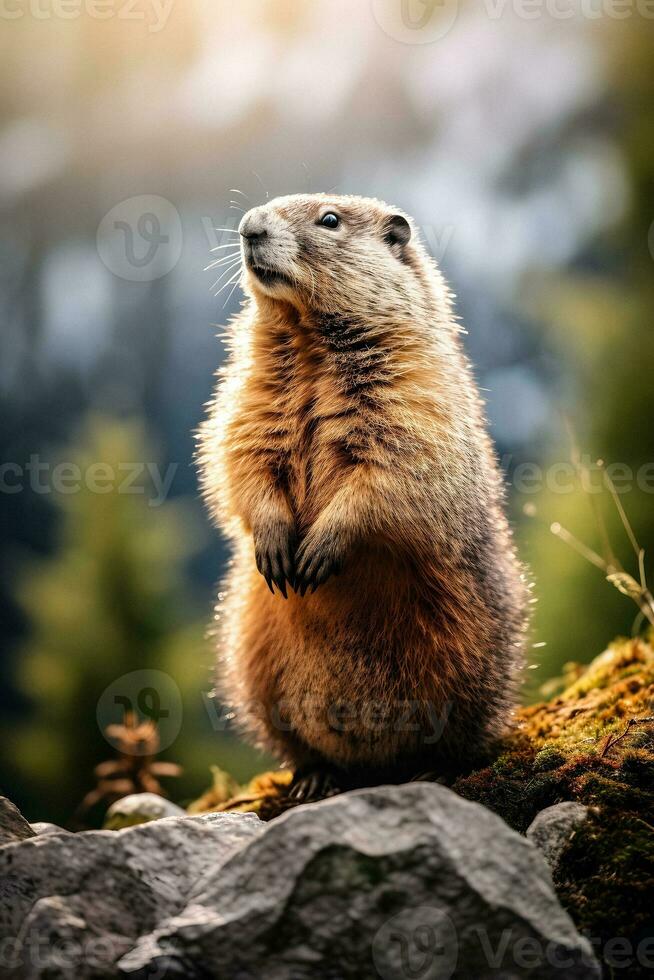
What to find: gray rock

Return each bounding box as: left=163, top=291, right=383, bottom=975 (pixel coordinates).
left=0, top=795, right=35, bottom=846
left=0, top=809, right=262, bottom=978
left=527, top=802, right=590, bottom=870
left=30, top=822, right=70, bottom=837
left=119, top=784, right=600, bottom=980
left=103, top=793, right=186, bottom=830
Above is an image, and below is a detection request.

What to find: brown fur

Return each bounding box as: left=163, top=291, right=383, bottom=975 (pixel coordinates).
left=198, top=193, right=528, bottom=779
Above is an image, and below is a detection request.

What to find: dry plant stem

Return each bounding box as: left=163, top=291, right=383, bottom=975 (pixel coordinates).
left=599, top=716, right=654, bottom=758
left=550, top=449, right=654, bottom=629
left=76, top=711, right=182, bottom=823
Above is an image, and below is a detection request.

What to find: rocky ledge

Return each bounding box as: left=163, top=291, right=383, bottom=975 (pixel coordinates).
left=3, top=636, right=653, bottom=978
left=191, top=634, right=654, bottom=977
left=1, top=783, right=599, bottom=979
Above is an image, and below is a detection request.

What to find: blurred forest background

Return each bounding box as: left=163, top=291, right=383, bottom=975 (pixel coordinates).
left=1, top=0, right=653, bottom=824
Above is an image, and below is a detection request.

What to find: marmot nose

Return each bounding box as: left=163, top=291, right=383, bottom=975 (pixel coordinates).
left=239, top=210, right=268, bottom=242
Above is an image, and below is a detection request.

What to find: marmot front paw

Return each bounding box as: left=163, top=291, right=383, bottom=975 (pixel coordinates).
left=293, top=524, right=345, bottom=596
left=254, top=519, right=297, bottom=598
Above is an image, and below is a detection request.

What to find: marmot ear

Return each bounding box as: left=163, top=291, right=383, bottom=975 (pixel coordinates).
left=383, top=214, right=412, bottom=250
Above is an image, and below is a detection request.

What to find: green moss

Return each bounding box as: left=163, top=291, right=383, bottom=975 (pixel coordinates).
left=533, top=746, right=566, bottom=772
left=453, top=634, right=654, bottom=977
left=556, top=811, right=654, bottom=963
left=192, top=634, right=654, bottom=977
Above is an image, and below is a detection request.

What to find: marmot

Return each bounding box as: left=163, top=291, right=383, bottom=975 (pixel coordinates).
left=198, top=193, right=528, bottom=798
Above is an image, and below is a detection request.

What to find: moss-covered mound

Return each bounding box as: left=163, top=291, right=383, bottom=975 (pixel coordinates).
left=192, top=635, right=654, bottom=973
left=455, top=635, right=654, bottom=828
left=455, top=636, right=654, bottom=974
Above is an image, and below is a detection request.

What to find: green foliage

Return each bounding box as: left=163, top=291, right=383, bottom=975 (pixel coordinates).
left=7, top=415, right=267, bottom=824
left=518, top=23, right=654, bottom=687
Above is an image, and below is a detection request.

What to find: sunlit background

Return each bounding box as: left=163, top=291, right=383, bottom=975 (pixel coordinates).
left=1, top=0, right=653, bottom=824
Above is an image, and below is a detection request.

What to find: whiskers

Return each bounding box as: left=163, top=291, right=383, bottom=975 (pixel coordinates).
left=305, top=263, right=317, bottom=306
left=204, top=228, right=244, bottom=305
left=228, top=188, right=251, bottom=216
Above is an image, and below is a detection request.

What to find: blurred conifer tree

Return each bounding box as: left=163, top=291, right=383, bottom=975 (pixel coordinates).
left=520, top=23, right=654, bottom=688
left=8, top=416, right=268, bottom=824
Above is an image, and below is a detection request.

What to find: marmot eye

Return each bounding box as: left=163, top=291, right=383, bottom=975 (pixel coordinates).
left=319, top=212, right=339, bottom=229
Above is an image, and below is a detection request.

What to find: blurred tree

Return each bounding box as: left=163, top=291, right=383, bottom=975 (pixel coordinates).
left=6, top=415, right=269, bottom=825
left=519, top=21, right=654, bottom=690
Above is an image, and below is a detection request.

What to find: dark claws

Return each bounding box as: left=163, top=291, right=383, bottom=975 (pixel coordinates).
left=255, top=523, right=297, bottom=598
left=289, top=767, right=341, bottom=802
left=295, top=554, right=339, bottom=596
left=280, top=547, right=295, bottom=586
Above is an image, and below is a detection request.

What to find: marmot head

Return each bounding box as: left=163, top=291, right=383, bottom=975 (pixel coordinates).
left=238, top=193, right=429, bottom=319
